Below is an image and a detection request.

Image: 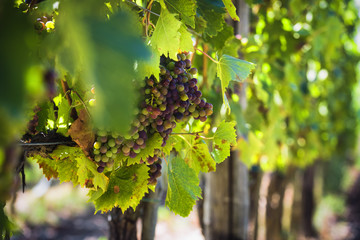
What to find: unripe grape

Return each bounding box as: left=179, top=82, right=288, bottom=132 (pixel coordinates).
left=189, top=105, right=196, bottom=112
left=108, top=139, right=116, bottom=148
left=106, top=151, right=113, bottom=158
left=136, top=138, right=144, bottom=145
left=193, top=110, right=199, bottom=118
left=111, top=147, right=118, bottom=154
left=185, top=59, right=191, bottom=68
left=180, top=94, right=188, bottom=101
left=101, top=155, right=109, bottom=162
left=94, top=141, right=101, bottom=149
left=190, top=68, right=198, bottom=75
left=122, top=145, right=130, bottom=154
left=95, top=155, right=102, bottom=162
left=97, top=130, right=107, bottom=137
left=167, top=62, right=175, bottom=70
left=115, top=137, right=124, bottom=145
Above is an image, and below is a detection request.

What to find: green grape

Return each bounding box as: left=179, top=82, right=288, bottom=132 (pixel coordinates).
left=94, top=155, right=102, bottom=162
left=122, top=145, right=130, bottom=154
left=180, top=94, right=188, bottom=101
left=108, top=139, right=116, bottom=148
left=167, top=61, right=175, bottom=70
left=93, top=149, right=100, bottom=155
left=132, top=132, right=139, bottom=140
left=97, top=130, right=107, bottom=137
left=193, top=110, right=199, bottom=118
left=178, top=107, right=185, bottom=113
left=189, top=68, right=198, bottom=75
left=94, top=141, right=101, bottom=149
left=189, top=105, right=196, bottom=112
left=111, top=147, right=118, bottom=154
left=106, top=151, right=113, bottom=158
left=106, top=160, right=114, bottom=168
left=136, top=138, right=144, bottom=145
left=102, top=155, right=109, bottom=163
left=159, top=104, right=166, bottom=111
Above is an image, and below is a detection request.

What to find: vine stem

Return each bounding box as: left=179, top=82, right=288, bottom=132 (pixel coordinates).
left=195, top=48, right=219, bottom=64
left=171, top=131, right=204, bottom=135
left=125, top=0, right=160, bottom=17
left=72, top=90, right=92, bottom=119
left=162, top=152, right=168, bottom=166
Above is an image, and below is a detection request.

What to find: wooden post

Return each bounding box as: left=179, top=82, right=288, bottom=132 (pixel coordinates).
left=265, top=171, right=286, bottom=240
left=108, top=207, right=140, bottom=240
left=204, top=150, right=249, bottom=240
left=203, top=1, right=250, bottom=240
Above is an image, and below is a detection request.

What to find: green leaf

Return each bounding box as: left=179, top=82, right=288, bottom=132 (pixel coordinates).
left=56, top=95, right=72, bottom=136
left=29, top=154, right=58, bottom=180
left=162, top=0, right=196, bottom=28
left=50, top=146, right=80, bottom=184
left=173, top=135, right=216, bottom=174
left=166, top=157, right=202, bottom=217
left=56, top=1, right=150, bottom=134
left=222, top=0, right=240, bottom=21
left=92, top=164, right=150, bottom=213
left=36, top=101, right=56, bottom=132
left=76, top=153, right=109, bottom=191
left=197, top=0, right=226, bottom=36
left=217, top=54, right=255, bottom=112
left=211, top=121, right=237, bottom=163
left=179, top=24, right=194, bottom=52
left=138, top=50, right=161, bottom=80
left=151, top=7, right=182, bottom=58
left=205, top=23, right=234, bottom=51
left=37, top=0, right=58, bottom=15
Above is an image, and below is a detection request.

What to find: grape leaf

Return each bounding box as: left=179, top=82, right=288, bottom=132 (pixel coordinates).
left=222, top=0, right=240, bottom=21
left=205, top=23, right=234, bottom=51
left=217, top=54, right=255, bottom=112
left=67, top=110, right=95, bottom=158
left=197, top=0, right=226, bottom=36
left=211, top=121, right=237, bottom=163
left=173, top=135, right=216, bottom=174
left=162, top=0, right=196, bottom=28
left=151, top=7, right=181, bottom=58
left=179, top=24, right=194, bottom=52
left=56, top=95, right=72, bottom=136
left=166, top=157, right=202, bottom=217
left=56, top=2, right=150, bottom=134
left=138, top=50, right=161, bottom=80
left=76, top=153, right=109, bottom=191
left=29, top=153, right=58, bottom=180
left=50, top=146, right=80, bottom=184
left=162, top=135, right=178, bottom=155
left=92, top=164, right=150, bottom=213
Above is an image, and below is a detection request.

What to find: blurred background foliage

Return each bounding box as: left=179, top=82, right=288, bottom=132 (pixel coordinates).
left=1, top=0, right=360, bottom=239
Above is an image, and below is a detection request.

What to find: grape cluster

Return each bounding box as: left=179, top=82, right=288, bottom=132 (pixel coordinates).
left=92, top=52, right=213, bottom=184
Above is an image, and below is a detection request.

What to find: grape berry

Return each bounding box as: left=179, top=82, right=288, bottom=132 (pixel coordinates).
left=92, top=53, right=213, bottom=185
